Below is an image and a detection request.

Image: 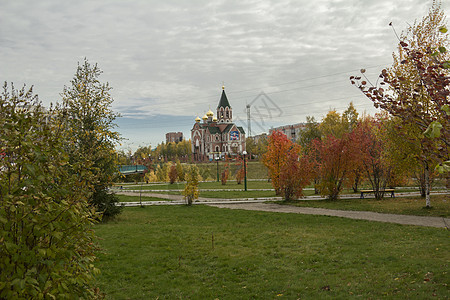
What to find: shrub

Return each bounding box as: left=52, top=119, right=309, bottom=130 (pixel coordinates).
left=0, top=83, right=100, bottom=298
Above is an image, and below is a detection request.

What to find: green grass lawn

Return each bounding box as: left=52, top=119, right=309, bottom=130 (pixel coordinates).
left=196, top=160, right=269, bottom=180
left=94, top=206, right=449, bottom=299
left=280, top=194, right=450, bottom=218
left=116, top=194, right=171, bottom=202
left=120, top=180, right=275, bottom=191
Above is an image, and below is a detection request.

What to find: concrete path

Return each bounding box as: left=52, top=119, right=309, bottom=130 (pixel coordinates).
left=116, top=191, right=449, bottom=229
left=208, top=202, right=450, bottom=229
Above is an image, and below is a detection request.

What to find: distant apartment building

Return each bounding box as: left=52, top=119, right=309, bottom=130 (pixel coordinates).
left=251, top=133, right=268, bottom=144
left=166, top=132, right=183, bottom=143
left=269, top=123, right=306, bottom=142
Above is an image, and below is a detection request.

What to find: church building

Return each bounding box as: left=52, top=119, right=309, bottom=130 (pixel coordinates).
left=191, top=86, right=246, bottom=161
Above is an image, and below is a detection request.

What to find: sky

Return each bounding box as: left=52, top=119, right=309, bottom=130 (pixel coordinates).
left=1, top=0, right=448, bottom=152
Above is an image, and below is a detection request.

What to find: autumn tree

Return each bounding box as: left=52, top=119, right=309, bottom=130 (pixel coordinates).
left=352, top=2, right=449, bottom=206
left=309, top=134, right=357, bottom=200
left=320, top=103, right=359, bottom=139
left=263, top=130, right=312, bottom=199
left=221, top=160, right=229, bottom=185
left=382, top=116, right=436, bottom=197
left=155, top=164, right=168, bottom=182
left=168, top=163, right=178, bottom=184
left=182, top=165, right=200, bottom=205
left=0, top=83, right=99, bottom=298
left=351, top=116, right=395, bottom=199
left=175, top=159, right=185, bottom=181
left=278, top=147, right=313, bottom=200
left=61, top=59, right=122, bottom=219
left=262, top=131, right=292, bottom=195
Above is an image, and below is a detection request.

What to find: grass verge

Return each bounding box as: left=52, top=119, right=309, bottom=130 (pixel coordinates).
left=280, top=194, right=449, bottom=217
left=116, top=194, right=171, bottom=202
left=94, top=206, right=449, bottom=299
left=120, top=180, right=275, bottom=191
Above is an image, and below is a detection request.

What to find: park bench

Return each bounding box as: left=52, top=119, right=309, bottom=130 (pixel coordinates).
left=360, top=189, right=395, bottom=199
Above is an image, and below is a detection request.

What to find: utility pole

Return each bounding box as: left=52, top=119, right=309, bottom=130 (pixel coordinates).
left=246, top=104, right=251, bottom=137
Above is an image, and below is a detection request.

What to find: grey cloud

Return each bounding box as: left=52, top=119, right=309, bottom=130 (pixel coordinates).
left=0, top=0, right=447, bottom=148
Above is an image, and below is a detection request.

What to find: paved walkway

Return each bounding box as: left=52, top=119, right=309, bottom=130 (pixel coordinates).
left=116, top=191, right=449, bottom=229
left=208, top=202, right=450, bottom=229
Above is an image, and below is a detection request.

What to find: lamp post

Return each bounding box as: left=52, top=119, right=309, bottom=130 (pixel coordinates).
left=215, top=153, right=220, bottom=182
left=243, top=150, right=247, bottom=191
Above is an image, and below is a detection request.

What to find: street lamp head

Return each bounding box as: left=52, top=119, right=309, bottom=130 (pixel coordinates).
left=243, top=151, right=247, bottom=156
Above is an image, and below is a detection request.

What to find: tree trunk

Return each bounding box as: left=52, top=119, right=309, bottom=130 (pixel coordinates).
left=415, top=169, right=427, bottom=198
left=424, top=163, right=431, bottom=208
left=352, top=171, right=361, bottom=193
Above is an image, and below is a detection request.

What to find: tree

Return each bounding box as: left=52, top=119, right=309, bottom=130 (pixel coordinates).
left=309, top=134, right=356, bottom=200
left=61, top=59, right=122, bottom=219
left=297, top=116, right=321, bottom=150
left=352, top=2, right=449, bottom=206
left=319, top=103, right=359, bottom=139
left=320, top=110, right=347, bottom=138
left=262, top=130, right=312, bottom=199
left=262, top=131, right=293, bottom=195
left=0, top=83, right=100, bottom=298
left=155, top=164, right=168, bottom=182
left=245, top=137, right=257, bottom=158
left=382, top=116, right=436, bottom=197
left=342, top=102, right=359, bottom=132
left=182, top=165, right=200, bottom=205
left=278, top=148, right=313, bottom=201
left=235, top=156, right=245, bottom=184
left=168, top=163, right=178, bottom=184
left=221, top=160, right=229, bottom=185
left=351, top=117, right=395, bottom=200
left=175, top=159, right=185, bottom=181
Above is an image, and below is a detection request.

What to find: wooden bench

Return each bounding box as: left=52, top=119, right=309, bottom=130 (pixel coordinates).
left=360, top=189, right=395, bottom=199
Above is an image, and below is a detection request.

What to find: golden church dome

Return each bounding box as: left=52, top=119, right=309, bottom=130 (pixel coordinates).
left=195, top=116, right=201, bottom=122
left=206, top=109, right=214, bottom=117
left=202, top=114, right=208, bottom=120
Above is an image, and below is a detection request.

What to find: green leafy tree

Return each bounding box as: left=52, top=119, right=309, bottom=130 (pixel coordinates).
left=297, top=116, right=321, bottom=150
left=61, top=59, right=122, bottom=219
left=342, top=102, right=359, bottom=132
left=0, top=83, right=100, bottom=298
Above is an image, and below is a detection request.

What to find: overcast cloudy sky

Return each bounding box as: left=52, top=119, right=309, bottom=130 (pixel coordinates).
left=1, top=0, right=448, bottom=151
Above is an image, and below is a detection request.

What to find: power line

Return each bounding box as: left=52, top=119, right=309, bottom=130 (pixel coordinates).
left=114, top=63, right=390, bottom=112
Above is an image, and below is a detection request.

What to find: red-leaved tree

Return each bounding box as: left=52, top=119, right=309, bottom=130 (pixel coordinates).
left=262, top=131, right=292, bottom=195
left=309, top=135, right=357, bottom=200
left=278, top=150, right=313, bottom=200
left=168, top=164, right=178, bottom=184
left=351, top=117, right=395, bottom=199
left=263, top=131, right=312, bottom=200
